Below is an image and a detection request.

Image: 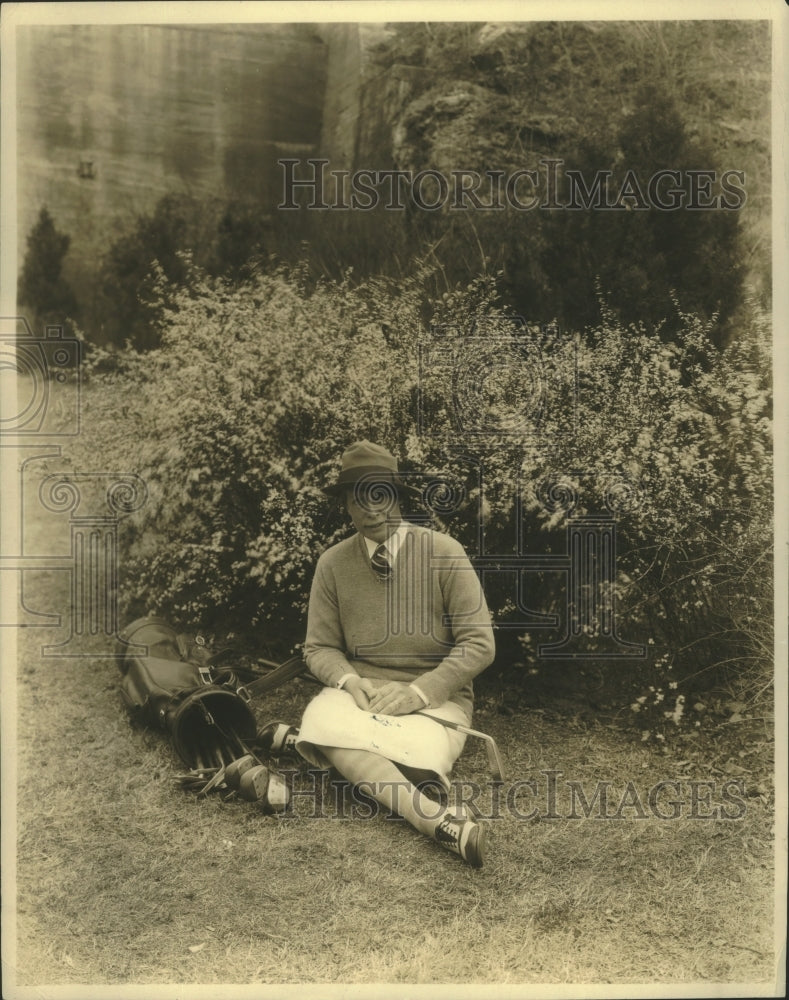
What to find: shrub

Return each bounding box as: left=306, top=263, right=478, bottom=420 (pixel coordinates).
left=412, top=284, right=772, bottom=731
left=94, top=195, right=277, bottom=349
left=96, top=195, right=196, bottom=349
left=100, top=265, right=421, bottom=648
left=86, top=265, right=771, bottom=729
left=522, top=302, right=772, bottom=736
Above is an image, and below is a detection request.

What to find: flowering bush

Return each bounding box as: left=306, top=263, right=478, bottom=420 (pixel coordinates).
left=85, top=264, right=772, bottom=726
left=89, top=264, right=420, bottom=648
left=518, top=300, right=772, bottom=736
left=410, top=283, right=772, bottom=733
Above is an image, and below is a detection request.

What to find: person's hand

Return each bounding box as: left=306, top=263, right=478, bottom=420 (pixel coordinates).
left=342, top=676, right=378, bottom=711
left=367, top=681, right=424, bottom=717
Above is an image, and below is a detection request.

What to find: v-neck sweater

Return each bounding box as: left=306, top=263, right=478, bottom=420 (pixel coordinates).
left=304, top=524, right=495, bottom=717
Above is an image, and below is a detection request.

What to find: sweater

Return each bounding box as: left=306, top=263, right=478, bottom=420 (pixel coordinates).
left=303, top=523, right=495, bottom=717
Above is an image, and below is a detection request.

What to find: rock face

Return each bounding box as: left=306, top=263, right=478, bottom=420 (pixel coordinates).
left=317, top=23, right=432, bottom=171
left=16, top=23, right=327, bottom=301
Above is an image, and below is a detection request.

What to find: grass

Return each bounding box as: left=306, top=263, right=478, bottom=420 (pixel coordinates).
left=8, top=565, right=777, bottom=990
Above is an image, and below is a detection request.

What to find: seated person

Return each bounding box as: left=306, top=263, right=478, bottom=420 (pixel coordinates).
left=281, top=441, right=495, bottom=867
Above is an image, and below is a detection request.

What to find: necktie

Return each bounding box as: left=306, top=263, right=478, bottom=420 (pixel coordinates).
left=371, top=542, right=392, bottom=580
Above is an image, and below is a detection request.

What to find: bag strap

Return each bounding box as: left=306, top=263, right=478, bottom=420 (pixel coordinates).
left=171, top=627, right=308, bottom=699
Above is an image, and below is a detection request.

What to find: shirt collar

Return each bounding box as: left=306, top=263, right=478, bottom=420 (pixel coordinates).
left=363, top=522, right=408, bottom=562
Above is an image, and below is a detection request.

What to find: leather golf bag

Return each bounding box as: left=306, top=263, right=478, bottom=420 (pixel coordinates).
left=118, top=616, right=258, bottom=770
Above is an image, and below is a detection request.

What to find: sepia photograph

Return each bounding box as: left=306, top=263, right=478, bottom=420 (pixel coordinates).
left=1, top=1, right=785, bottom=996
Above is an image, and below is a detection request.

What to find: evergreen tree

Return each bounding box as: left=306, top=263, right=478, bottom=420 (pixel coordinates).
left=18, top=207, right=79, bottom=331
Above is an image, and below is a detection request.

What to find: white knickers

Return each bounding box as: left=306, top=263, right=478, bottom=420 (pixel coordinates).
left=295, top=687, right=468, bottom=791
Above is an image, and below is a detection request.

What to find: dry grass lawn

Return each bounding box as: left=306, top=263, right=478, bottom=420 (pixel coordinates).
left=6, top=567, right=778, bottom=991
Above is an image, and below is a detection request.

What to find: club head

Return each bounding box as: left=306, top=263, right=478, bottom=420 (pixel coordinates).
left=238, top=764, right=270, bottom=802
left=225, top=754, right=256, bottom=790
left=197, top=765, right=227, bottom=797
left=262, top=770, right=290, bottom=813
left=418, top=712, right=506, bottom=782
left=480, top=735, right=506, bottom=782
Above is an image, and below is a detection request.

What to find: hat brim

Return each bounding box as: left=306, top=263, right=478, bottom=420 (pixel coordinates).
left=323, top=466, right=421, bottom=498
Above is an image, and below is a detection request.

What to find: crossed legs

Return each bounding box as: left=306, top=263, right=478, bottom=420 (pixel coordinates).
left=319, top=745, right=444, bottom=836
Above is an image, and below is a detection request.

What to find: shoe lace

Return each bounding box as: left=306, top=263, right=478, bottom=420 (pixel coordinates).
left=434, top=816, right=462, bottom=848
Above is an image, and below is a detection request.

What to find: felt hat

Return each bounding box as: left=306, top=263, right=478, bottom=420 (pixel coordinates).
left=323, top=440, right=411, bottom=496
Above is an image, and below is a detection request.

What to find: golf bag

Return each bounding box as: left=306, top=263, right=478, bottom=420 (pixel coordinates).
left=117, top=616, right=259, bottom=770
